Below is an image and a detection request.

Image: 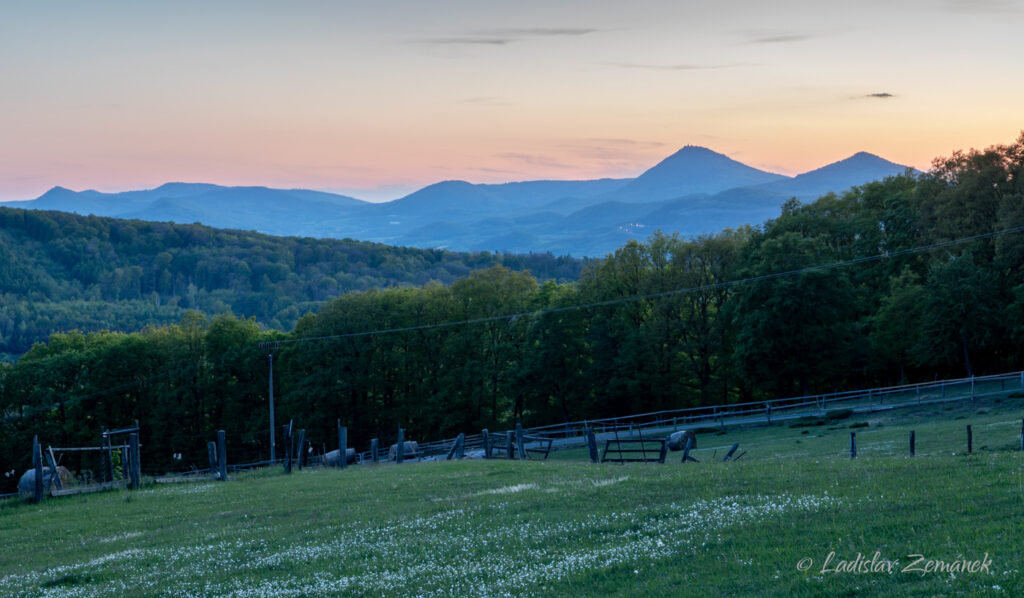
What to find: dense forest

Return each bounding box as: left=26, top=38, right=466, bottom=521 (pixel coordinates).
left=0, top=210, right=587, bottom=359
left=2, top=134, right=1023, bottom=488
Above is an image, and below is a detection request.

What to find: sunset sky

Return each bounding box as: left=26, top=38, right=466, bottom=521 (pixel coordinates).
left=1, top=1, right=1021, bottom=202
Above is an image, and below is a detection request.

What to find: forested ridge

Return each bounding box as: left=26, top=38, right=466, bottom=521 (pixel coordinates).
left=2, top=134, right=1023, bottom=487
left=0, top=210, right=587, bottom=359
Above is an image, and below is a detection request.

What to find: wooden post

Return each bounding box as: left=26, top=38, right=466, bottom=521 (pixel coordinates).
left=446, top=437, right=459, bottom=460
left=207, top=441, right=218, bottom=474
left=455, top=433, right=465, bottom=459
left=32, top=436, right=43, bottom=503
left=850, top=432, right=857, bottom=459
left=909, top=430, right=915, bottom=457
left=505, top=431, right=514, bottom=460
left=966, top=425, right=972, bottom=454
left=723, top=443, right=739, bottom=462
left=128, top=433, right=140, bottom=489
left=339, top=424, right=349, bottom=468
left=370, top=438, right=379, bottom=463
left=105, top=430, right=115, bottom=483
left=296, top=429, right=306, bottom=470
left=282, top=425, right=292, bottom=473
left=217, top=429, right=227, bottom=481
left=515, top=423, right=526, bottom=460
left=681, top=435, right=695, bottom=463
left=44, top=447, right=63, bottom=491
left=587, top=428, right=599, bottom=464
left=482, top=429, right=491, bottom=459
left=396, top=428, right=404, bottom=464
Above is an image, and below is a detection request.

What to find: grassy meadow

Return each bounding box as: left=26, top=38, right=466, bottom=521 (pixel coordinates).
left=2, top=395, right=1022, bottom=597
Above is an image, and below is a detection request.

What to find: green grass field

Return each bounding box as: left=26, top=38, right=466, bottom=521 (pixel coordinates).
left=2, top=396, right=1023, bottom=597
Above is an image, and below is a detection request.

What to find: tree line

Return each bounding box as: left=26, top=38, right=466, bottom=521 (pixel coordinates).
left=0, top=209, right=588, bottom=360
left=2, top=134, right=1022, bottom=488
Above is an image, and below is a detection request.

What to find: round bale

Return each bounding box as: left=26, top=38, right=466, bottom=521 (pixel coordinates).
left=389, top=441, right=418, bottom=461
left=666, top=430, right=697, bottom=451
left=17, top=466, right=72, bottom=498
left=323, top=448, right=357, bottom=466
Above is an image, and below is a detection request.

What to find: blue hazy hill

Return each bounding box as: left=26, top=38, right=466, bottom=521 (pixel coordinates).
left=7, top=146, right=915, bottom=257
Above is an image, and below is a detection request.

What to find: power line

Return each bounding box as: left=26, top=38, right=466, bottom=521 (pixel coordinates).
left=5, top=224, right=1020, bottom=424
left=269, top=225, right=1024, bottom=346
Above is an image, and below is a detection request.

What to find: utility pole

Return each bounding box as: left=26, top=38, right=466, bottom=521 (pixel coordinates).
left=260, top=342, right=281, bottom=463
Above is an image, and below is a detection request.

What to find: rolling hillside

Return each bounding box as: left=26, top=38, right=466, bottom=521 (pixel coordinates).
left=4, top=146, right=914, bottom=257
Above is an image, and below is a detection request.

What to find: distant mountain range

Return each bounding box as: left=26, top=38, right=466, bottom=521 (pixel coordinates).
left=4, top=146, right=915, bottom=257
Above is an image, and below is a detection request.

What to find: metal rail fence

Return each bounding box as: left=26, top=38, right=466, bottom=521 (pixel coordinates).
left=519, top=371, right=1024, bottom=446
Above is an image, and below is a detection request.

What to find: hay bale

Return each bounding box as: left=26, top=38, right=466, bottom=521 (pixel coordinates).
left=389, top=441, right=418, bottom=461
left=18, top=466, right=71, bottom=498
left=666, top=430, right=697, bottom=451
left=323, top=448, right=357, bottom=466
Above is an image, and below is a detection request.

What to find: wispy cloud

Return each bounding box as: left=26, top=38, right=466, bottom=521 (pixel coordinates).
left=864, top=92, right=895, bottom=99
left=419, top=37, right=513, bottom=46
left=417, top=27, right=600, bottom=46
left=582, top=138, right=666, bottom=148
left=482, top=27, right=599, bottom=37
left=737, top=30, right=813, bottom=44
left=608, top=62, right=748, bottom=71
left=496, top=152, right=577, bottom=170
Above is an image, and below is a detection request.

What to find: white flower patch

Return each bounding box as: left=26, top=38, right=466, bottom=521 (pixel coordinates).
left=96, top=532, right=143, bottom=544
left=591, top=476, right=630, bottom=488
left=0, top=494, right=841, bottom=597
left=474, top=483, right=538, bottom=496
left=140, top=483, right=217, bottom=496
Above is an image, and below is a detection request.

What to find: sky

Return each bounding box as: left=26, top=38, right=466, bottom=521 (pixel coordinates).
left=1, top=0, right=1022, bottom=202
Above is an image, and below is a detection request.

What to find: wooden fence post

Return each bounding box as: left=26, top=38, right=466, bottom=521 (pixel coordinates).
left=282, top=425, right=292, bottom=473
left=482, top=429, right=491, bottom=459
left=217, top=430, right=227, bottom=481
left=909, top=430, right=915, bottom=457
left=370, top=438, right=379, bottom=463
left=296, top=429, right=306, bottom=470
left=455, top=433, right=465, bottom=459
left=207, top=441, right=218, bottom=474
left=105, top=430, right=115, bottom=483
left=338, top=421, right=347, bottom=469
left=44, top=447, right=63, bottom=492
left=515, top=423, right=526, bottom=460
left=587, top=428, right=599, bottom=464
left=681, top=435, right=695, bottom=463
left=396, top=428, right=405, bottom=464
left=966, top=425, right=972, bottom=454
left=850, top=432, right=857, bottom=459
left=505, top=431, right=514, bottom=460
left=32, top=436, right=43, bottom=503
left=128, top=433, right=140, bottom=489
